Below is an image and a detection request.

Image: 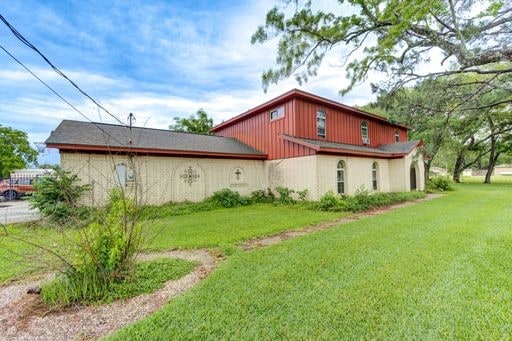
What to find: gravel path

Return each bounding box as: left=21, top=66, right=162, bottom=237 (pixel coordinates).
left=0, top=249, right=217, bottom=340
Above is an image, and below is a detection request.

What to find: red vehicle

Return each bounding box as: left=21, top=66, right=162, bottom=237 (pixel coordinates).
left=0, top=177, right=37, bottom=201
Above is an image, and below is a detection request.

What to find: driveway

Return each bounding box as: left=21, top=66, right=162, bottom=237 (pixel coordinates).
left=0, top=199, right=40, bottom=224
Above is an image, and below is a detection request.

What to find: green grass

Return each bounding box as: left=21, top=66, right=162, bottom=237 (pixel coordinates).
left=461, top=175, right=512, bottom=183
left=144, top=204, right=343, bottom=250
left=0, top=223, right=63, bottom=283
left=0, top=204, right=342, bottom=283
left=41, top=257, right=197, bottom=306
left=109, top=183, right=512, bottom=339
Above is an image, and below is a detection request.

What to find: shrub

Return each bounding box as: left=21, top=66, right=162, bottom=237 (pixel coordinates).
left=30, top=171, right=91, bottom=224
left=317, top=189, right=426, bottom=212
left=274, top=186, right=296, bottom=205
left=426, top=176, right=454, bottom=192
left=297, top=189, right=309, bottom=201
left=250, top=188, right=275, bottom=203
left=41, top=189, right=142, bottom=307
left=210, top=188, right=250, bottom=208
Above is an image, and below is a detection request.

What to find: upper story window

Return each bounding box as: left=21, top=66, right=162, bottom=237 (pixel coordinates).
left=394, top=130, right=400, bottom=142
left=361, top=121, right=369, bottom=144
left=361, top=121, right=368, bottom=139
left=317, top=109, right=326, bottom=138
left=270, top=106, right=284, bottom=121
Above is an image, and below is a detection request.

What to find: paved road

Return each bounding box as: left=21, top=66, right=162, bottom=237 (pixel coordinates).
left=0, top=199, right=40, bottom=224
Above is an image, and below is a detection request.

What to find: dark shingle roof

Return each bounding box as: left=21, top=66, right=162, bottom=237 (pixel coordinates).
left=286, top=136, right=420, bottom=156
left=45, top=120, right=265, bottom=157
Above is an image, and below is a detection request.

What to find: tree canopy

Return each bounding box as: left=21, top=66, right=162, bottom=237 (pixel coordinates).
left=0, top=125, right=38, bottom=178
left=169, top=109, right=214, bottom=134
left=252, top=0, right=512, bottom=101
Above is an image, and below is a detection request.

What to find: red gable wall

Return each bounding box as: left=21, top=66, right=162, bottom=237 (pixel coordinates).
left=212, top=90, right=409, bottom=160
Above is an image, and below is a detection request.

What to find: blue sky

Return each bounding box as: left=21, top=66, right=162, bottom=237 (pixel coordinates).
left=0, top=0, right=379, bottom=165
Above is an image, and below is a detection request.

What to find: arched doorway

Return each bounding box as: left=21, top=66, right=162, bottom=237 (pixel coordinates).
left=410, top=164, right=417, bottom=190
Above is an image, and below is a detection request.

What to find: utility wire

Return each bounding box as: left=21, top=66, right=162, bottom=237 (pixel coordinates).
left=0, top=13, right=126, bottom=126
left=0, top=43, right=125, bottom=146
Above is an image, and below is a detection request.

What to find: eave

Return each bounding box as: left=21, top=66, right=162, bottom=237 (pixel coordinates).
left=47, top=143, right=268, bottom=160
left=280, top=135, right=415, bottom=159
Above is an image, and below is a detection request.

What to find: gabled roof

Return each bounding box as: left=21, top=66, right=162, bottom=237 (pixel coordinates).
left=281, top=135, right=421, bottom=158
left=45, top=120, right=266, bottom=159
left=211, top=89, right=410, bottom=132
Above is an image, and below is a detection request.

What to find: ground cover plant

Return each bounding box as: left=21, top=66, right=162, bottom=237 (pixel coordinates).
left=41, top=257, right=196, bottom=306
left=110, top=183, right=512, bottom=339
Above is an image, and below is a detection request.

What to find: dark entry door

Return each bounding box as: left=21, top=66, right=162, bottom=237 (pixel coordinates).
left=410, top=166, right=417, bottom=190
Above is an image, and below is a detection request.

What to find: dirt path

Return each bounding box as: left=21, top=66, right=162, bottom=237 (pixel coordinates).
left=242, top=194, right=443, bottom=250
left=0, top=249, right=218, bottom=340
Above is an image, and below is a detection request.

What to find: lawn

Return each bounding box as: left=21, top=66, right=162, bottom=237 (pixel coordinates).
left=461, top=175, right=512, bottom=183
left=109, top=183, right=512, bottom=339
left=144, top=204, right=343, bottom=250
left=0, top=204, right=342, bottom=283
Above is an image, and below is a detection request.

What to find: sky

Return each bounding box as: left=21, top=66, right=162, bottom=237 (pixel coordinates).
left=0, top=0, right=382, bottom=165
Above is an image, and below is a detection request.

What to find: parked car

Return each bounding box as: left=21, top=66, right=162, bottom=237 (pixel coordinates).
left=0, top=168, right=55, bottom=201
left=0, top=177, right=37, bottom=200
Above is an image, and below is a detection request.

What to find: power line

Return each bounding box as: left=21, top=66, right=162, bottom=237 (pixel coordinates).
left=0, top=13, right=126, bottom=126
left=0, top=43, right=125, bottom=146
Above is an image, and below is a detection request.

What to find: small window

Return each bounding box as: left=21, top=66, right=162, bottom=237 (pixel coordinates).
left=270, top=106, right=284, bottom=120
left=394, top=130, right=400, bottom=142
left=337, top=160, right=345, bottom=194
left=317, top=109, right=326, bottom=138
left=361, top=121, right=369, bottom=139
left=114, top=164, right=127, bottom=187
left=372, top=162, right=378, bottom=191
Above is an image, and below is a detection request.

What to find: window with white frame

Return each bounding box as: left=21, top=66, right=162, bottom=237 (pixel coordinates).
left=270, top=106, right=284, bottom=120
left=337, top=160, right=345, bottom=194
left=317, top=109, right=326, bottom=138
left=361, top=121, right=369, bottom=139
left=394, top=130, right=400, bottom=142
left=371, top=162, right=378, bottom=190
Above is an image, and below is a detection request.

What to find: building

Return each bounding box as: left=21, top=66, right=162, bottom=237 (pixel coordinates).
left=45, top=89, right=424, bottom=205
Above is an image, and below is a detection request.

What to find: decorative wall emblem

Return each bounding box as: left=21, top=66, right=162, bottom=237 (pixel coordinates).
left=180, top=166, right=200, bottom=186
left=234, top=168, right=242, bottom=180
left=230, top=167, right=246, bottom=186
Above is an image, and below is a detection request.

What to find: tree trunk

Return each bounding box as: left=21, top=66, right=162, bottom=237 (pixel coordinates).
left=452, top=153, right=465, bottom=183
left=484, top=116, right=497, bottom=184
left=484, top=146, right=500, bottom=184
left=424, top=159, right=432, bottom=185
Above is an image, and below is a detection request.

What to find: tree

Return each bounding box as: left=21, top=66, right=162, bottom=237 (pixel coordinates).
left=0, top=125, right=38, bottom=178
left=169, top=109, right=213, bottom=134
left=252, top=0, right=512, bottom=105
left=366, top=71, right=512, bottom=183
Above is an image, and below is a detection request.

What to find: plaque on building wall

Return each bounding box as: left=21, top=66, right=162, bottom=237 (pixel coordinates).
left=180, top=166, right=200, bottom=186
left=230, top=167, right=246, bottom=186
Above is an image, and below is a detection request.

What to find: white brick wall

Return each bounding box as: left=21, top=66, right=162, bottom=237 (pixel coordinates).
left=61, top=148, right=424, bottom=205
left=61, top=153, right=265, bottom=206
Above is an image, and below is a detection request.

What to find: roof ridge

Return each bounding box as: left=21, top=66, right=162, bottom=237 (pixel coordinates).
left=61, top=119, right=227, bottom=139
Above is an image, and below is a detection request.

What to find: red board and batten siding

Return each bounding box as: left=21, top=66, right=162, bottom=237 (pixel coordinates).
left=215, top=99, right=315, bottom=160
left=293, top=99, right=407, bottom=148
left=213, top=89, right=409, bottom=160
